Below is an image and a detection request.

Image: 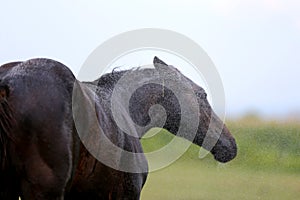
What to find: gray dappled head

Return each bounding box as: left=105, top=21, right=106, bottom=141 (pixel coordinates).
left=152, top=57, right=237, bottom=163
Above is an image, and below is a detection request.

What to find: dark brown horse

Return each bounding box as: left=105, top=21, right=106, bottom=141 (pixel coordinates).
left=0, top=57, right=237, bottom=199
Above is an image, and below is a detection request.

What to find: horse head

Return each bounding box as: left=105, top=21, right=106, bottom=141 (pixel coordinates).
left=125, top=57, right=237, bottom=163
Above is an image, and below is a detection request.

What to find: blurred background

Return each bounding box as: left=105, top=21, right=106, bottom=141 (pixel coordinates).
left=1, top=0, right=300, bottom=119
left=1, top=1, right=300, bottom=199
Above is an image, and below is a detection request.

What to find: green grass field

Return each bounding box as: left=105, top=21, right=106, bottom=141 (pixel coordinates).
left=140, top=119, right=300, bottom=199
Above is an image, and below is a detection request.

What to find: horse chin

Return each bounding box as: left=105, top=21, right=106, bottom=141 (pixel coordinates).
left=212, top=150, right=237, bottom=163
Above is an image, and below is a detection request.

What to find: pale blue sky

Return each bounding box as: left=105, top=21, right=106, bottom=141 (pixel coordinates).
left=1, top=0, right=299, bottom=118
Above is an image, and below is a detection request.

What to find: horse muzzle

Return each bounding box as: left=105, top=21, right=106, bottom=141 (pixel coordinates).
left=211, top=126, right=237, bottom=163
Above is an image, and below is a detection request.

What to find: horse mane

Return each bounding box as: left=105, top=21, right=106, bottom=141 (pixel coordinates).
left=96, top=70, right=126, bottom=88
left=0, top=84, right=15, bottom=170
left=94, top=67, right=155, bottom=88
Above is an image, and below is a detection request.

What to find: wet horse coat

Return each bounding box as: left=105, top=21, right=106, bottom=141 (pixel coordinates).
left=0, top=57, right=237, bottom=199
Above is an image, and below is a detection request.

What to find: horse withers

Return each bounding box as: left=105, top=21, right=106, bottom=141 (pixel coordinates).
left=0, top=57, right=236, bottom=199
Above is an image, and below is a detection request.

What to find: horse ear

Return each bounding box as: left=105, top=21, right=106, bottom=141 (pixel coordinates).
left=153, top=56, right=181, bottom=77
left=153, top=56, right=168, bottom=68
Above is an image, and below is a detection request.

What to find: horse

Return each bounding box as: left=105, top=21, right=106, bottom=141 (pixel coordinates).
left=0, top=57, right=237, bottom=199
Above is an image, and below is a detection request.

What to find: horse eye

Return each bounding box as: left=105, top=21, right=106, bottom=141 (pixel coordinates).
left=201, top=93, right=207, bottom=99
left=195, top=91, right=207, bottom=99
